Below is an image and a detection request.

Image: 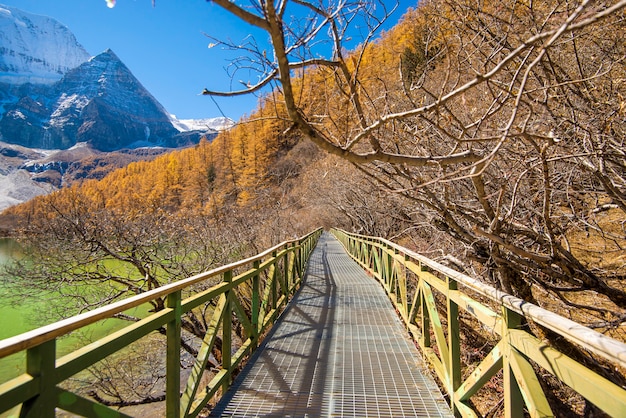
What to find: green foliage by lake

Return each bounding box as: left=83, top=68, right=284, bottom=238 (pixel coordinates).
left=0, top=239, right=150, bottom=381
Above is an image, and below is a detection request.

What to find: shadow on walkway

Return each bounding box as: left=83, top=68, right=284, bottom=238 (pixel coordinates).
left=210, top=232, right=451, bottom=417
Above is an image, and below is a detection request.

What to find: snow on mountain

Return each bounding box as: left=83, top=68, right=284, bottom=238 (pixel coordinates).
left=0, top=4, right=227, bottom=210
left=0, top=4, right=90, bottom=85
left=0, top=169, right=55, bottom=210
left=171, top=115, right=235, bottom=133
left=0, top=49, right=183, bottom=151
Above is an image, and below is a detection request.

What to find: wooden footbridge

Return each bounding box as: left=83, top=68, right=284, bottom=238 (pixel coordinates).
left=210, top=233, right=451, bottom=417
left=1, top=229, right=625, bottom=417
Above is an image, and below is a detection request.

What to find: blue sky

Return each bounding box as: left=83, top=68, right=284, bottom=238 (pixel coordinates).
left=2, top=1, right=417, bottom=120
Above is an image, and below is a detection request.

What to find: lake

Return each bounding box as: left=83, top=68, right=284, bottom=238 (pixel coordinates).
left=0, top=238, right=32, bottom=342
left=0, top=238, right=149, bottom=382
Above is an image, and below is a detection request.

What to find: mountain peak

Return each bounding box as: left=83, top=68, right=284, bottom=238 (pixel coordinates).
left=92, top=48, right=120, bottom=61
left=0, top=4, right=90, bottom=85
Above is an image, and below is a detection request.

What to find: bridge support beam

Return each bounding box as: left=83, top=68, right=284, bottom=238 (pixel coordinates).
left=166, top=290, right=182, bottom=418
left=20, top=340, right=56, bottom=418
left=447, top=277, right=461, bottom=415
left=503, top=308, right=524, bottom=418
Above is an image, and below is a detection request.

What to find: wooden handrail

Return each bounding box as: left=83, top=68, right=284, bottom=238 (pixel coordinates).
left=0, top=235, right=308, bottom=359
left=338, top=229, right=626, bottom=368
left=0, top=227, right=323, bottom=417
left=332, top=228, right=626, bottom=417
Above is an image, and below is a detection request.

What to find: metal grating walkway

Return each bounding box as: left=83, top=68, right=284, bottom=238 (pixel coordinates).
left=210, top=232, right=452, bottom=417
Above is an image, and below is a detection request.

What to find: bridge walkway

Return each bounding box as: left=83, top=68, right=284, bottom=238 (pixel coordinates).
left=210, top=232, right=452, bottom=417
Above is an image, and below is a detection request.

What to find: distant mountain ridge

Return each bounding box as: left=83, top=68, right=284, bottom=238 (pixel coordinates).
left=171, top=116, right=235, bottom=133
left=0, top=4, right=232, bottom=209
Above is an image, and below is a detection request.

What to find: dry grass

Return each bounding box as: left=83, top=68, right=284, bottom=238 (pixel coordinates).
left=568, top=208, right=626, bottom=277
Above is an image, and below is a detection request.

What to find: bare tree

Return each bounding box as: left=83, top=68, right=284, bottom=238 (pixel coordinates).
left=2, top=191, right=255, bottom=404
left=204, top=0, right=626, bottom=323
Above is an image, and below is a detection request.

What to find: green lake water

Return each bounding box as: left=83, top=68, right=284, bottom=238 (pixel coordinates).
left=0, top=238, right=149, bottom=383
left=0, top=239, right=30, bottom=339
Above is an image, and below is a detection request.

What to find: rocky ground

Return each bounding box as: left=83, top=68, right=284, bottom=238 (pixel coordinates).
left=0, top=141, right=171, bottom=214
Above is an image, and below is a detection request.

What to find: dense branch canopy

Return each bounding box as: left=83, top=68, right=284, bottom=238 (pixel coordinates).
left=205, top=0, right=626, bottom=315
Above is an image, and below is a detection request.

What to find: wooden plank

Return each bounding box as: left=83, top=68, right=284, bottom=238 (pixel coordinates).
left=453, top=291, right=502, bottom=334
left=423, top=346, right=447, bottom=388
left=456, top=341, right=503, bottom=401
left=56, top=389, right=133, bottom=418
left=180, top=295, right=225, bottom=417
left=507, top=346, right=553, bottom=418
left=407, top=278, right=422, bottom=326
left=422, top=282, right=450, bottom=375
left=188, top=369, right=228, bottom=417
left=0, top=375, right=37, bottom=412
left=509, top=329, right=626, bottom=417
left=231, top=338, right=254, bottom=371
left=230, top=291, right=254, bottom=338
left=180, top=282, right=229, bottom=313
left=258, top=264, right=276, bottom=326
left=454, top=400, right=479, bottom=418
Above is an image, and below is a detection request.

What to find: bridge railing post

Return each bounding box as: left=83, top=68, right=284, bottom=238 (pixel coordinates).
left=373, top=245, right=381, bottom=280
left=293, top=244, right=298, bottom=290
left=20, top=339, right=56, bottom=418
left=271, top=251, right=278, bottom=310
left=385, top=244, right=393, bottom=293
left=222, top=270, right=233, bottom=393
left=416, top=262, right=430, bottom=350
left=252, top=260, right=261, bottom=345
left=446, top=277, right=460, bottom=414
left=295, top=242, right=303, bottom=281
left=166, top=290, right=182, bottom=418
left=502, top=307, right=524, bottom=418
left=380, top=245, right=387, bottom=287
left=287, top=244, right=295, bottom=295
left=391, top=247, right=397, bottom=297
left=399, top=253, right=409, bottom=319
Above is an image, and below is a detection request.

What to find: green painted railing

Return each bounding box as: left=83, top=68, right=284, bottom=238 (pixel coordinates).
left=0, top=228, right=322, bottom=417
left=332, top=228, right=626, bottom=417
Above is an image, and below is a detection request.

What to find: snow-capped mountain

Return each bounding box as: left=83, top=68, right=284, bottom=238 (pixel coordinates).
left=0, top=48, right=204, bottom=151
left=0, top=5, right=222, bottom=209
left=171, top=116, right=235, bottom=133
left=0, top=4, right=90, bottom=85
left=0, top=4, right=222, bottom=152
